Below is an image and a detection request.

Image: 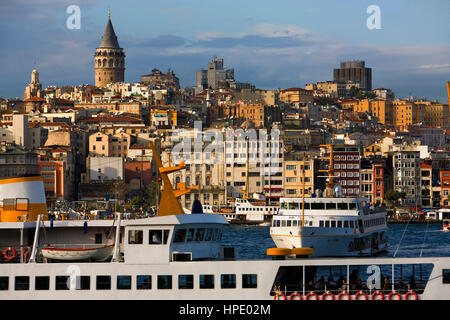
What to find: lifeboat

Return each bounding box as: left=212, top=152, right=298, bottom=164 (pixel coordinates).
left=41, top=244, right=114, bottom=261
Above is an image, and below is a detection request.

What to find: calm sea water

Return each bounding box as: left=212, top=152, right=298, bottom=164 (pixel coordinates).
left=221, top=223, right=450, bottom=259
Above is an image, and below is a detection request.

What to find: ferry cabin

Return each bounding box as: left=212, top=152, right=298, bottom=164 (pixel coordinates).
left=271, top=197, right=388, bottom=256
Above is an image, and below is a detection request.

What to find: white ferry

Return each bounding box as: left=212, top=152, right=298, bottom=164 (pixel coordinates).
left=203, top=197, right=278, bottom=225
left=271, top=193, right=388, bottom=257
left=0, top=146, right=449, bottom=301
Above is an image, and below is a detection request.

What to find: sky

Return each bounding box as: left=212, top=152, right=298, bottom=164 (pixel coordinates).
left=0, top=0, right=449, bottom=102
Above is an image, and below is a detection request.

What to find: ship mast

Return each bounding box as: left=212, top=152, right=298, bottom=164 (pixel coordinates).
left=319, top=144, right=335, bottom=197
left=301, top=155, right=306, bottom=227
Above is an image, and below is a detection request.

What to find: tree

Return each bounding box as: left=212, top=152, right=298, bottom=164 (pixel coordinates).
left=148, top=181, right=161, bottom=207
left=384, top=190, right=406, bottom=206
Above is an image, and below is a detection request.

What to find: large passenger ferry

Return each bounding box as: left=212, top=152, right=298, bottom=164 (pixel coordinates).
left=271, top=193, right=388, bottom=257
left=0, top=144, right=449, bottom=301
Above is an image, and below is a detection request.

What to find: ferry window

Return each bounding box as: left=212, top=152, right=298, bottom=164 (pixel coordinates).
left=221, top=274, right=236, bottom=289
left=157, top=275, right=172, bottom=289
left=149, top=230, right=170, bottom=244
left=0, top=277, right=8, bottom=291
left=77, top=276, right=90, bottom=290
left=186, top=228, right=195, bottom=242
left=95, top=233, right=102, bottom=244
left=128, top=230, right=143, bottom=244
left=174, top=229, right=187, bottom=243
left=281, top=202, right=288, bottom=209
left=326, top=203, right=337, bottom=210
left=337, top=203, right=348, bottom=210
left=15, top=276, right=29, bottom=291
left=242, top=274, right=257, bottom=288
left=443, top=270, right=450, bottom=284
left=117, top=276, right=131, bottom=290
left=293, top=220, right=298, bottom=227
left=96, top=276, right=111, bottom=290
left=281, top=220, right=286, bottom=227
left=137, top=275, right=151, bottom=290
left=205, top=229, right=213, bottom=241
left=331, top=220, right=336, bottom=228
left=35, top=276, right=49, bottom=290
left=337, top=221, right=342, bottom=228
left=288, top=202, right=299, bottom=210
left=325, top=221, right=330, bottom=228
left=217, top=229, right=223, bottom=241
left=311, top=203, right=325, bottom=210
left=287, top=220, right=292, bottom=227
left=344, top=221, right=349, bottom=228
left=348, top=203, right=357, bottom=210
left=195, top=228, right=206, bottom=241
left=178, top=275, right=194, bottom=289
left=200, top=275, right=214, bottom=289
left=55, top=276, right=70, bottom=290
left=350, top=221, right=354, bottom=228
left=319, top=220, right=324, bottom=227
left=301, top=202, right=310, bottom=210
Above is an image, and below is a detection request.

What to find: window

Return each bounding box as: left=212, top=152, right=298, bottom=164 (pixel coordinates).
left=331, top=220, right=336, bottom=228
left=194, top=228, right=206, bottom=241
left=178, top=275, right=194, bottom=289
left=311, top=203, right=325, bottom=210
left=326, top=203, right=337, bottom=210
left=344, top=221, right=349, bottom=228
left=242, top=274, right=257, bottom=288
left=96, top=276, right=111, bottom=290
left=186, top=228, right=195, bottom=242
left=157, top=275, right=172, bottom=289
left=325, top=221, right=330, bottom=228
left=77, top=276, right=90, bottom=290
left=117, top=276, right=131, bottom=290
left=15, top=276, right=29, bottom=290
left=174, top=229, right=187, bottom=243
left=200, top=275, right=214, bottom=289
left=338, top=203, right=348, bottom=210
left=55, top=276, right=70, bottom=290
left=95, top=233, right=102, bottom=244
left=348, top=203, right=357, bottom=210
left=204, top=229, right=213, bottom=241
left=128, top=230, right=143, bottom=244
left=443, top=270, right=450, bottom=284
left=221, top=274, right=236, bottom=289
left=0, top=277, right=8, bottom=291
left=35, top=276, right=49, bottom=290
left=137, top=275, right=151, bottom=290
left=149, top=230, right=170, bottom=244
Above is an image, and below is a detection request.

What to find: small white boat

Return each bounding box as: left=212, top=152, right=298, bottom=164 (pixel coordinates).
left=41, top=244, right=114, bottom=261
left=442, top=219, right=450, bottom=232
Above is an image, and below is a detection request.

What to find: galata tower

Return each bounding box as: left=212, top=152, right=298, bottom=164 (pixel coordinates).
left=94, top=10, right=125, bottom=87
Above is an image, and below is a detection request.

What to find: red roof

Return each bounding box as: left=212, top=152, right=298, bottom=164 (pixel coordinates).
left=24, top=97, right=46, bottom=102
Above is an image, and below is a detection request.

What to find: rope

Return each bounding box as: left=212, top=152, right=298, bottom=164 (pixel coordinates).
left=393, top=215, right=414, bottom=258
left=419, top=219, right=430, bottom=257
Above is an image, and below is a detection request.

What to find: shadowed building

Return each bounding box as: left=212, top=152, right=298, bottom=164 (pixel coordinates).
left=334, top=61, right=372, bottom=92
left=94, top=10, right=125, bottom=87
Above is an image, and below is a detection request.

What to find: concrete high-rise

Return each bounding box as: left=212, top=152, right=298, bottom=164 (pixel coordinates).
left=94, top=10, right=125, bottom=87
left=196, top=57, right=234, bottom=90
left=333, top=60, right=372, bottom=92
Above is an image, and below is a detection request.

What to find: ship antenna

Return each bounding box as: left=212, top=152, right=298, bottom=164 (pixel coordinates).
left=301, top=155, right=306, bottom=227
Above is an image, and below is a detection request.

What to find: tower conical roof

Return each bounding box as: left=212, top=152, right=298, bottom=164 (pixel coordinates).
left=99, top=17, right=120, bottom=49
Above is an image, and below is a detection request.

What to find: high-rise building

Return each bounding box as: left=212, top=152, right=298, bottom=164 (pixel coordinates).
left=196, top=57, right=234, bottom=90
left=94, top=10, right=125, bottom=87
left=333, top=61, right=372, bottom=92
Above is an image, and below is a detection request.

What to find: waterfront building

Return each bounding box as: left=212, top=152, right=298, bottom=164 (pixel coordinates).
left=283, top=159, right=315, bottom=198
left=0, top=145, right=39, bottom=178
left=392, top=149, right=421, bottom=207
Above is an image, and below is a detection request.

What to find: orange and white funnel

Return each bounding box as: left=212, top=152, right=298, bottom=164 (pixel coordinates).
left=0, top=176, right=47, bottom=222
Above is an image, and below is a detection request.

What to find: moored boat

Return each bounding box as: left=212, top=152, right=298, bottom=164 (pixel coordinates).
left=41, top=244, right=114, bottom=261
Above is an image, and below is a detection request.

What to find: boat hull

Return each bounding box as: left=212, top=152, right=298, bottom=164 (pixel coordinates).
left=271, top=227, right=389, bottom=257
left=41, top=245, right=114, bottom=262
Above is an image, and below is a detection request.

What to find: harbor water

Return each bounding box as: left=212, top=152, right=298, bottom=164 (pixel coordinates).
left=222, top=223, right=450, bottom=259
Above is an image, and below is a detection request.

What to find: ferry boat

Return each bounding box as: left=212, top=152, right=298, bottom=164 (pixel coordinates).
left=271, top=193, right=388, bottom=257
left=0, top=144, right=449, bottom=301
left=202, top=197, right=278, bottom=225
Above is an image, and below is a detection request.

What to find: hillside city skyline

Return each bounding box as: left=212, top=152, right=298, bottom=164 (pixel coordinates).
left=0, top=0, right=449, bottom=102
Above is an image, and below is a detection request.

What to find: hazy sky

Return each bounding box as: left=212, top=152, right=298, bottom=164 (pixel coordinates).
left=1, top=0, right=449, bottom=102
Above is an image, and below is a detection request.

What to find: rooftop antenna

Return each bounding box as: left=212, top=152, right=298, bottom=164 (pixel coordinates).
left=108, top=8, right=111, bottom=19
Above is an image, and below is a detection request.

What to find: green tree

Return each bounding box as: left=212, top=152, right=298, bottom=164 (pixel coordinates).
left=384, top=190, right=406, bottom=206
left=148, top=181, right=161, bottom=207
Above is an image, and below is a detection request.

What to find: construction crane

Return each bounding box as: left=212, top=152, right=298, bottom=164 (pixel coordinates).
left=447, top=81, right=450, bottom=105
